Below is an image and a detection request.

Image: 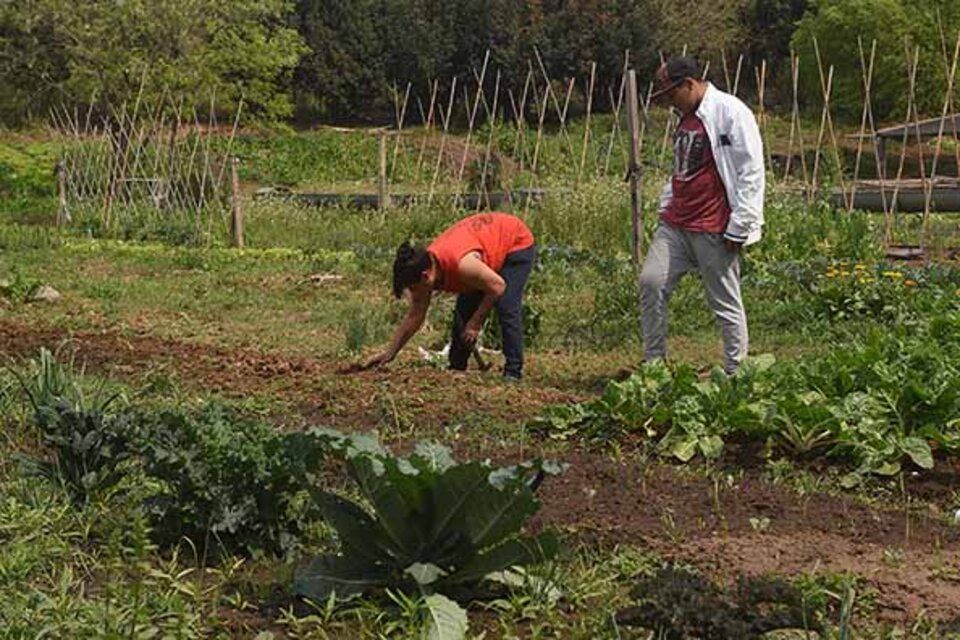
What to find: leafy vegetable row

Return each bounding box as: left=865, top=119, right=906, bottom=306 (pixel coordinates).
left=534, top=312, right=960, bottom=483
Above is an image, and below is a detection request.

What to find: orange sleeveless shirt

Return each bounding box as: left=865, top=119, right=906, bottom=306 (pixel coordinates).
left=427, top=213, right=535, bottom=293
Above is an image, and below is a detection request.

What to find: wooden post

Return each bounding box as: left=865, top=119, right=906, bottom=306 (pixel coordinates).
left=378, top=131, right=390, bottom=210
left=625, top=70, right=645, bottom=281
left=230, top=156, right=244, bottom=248
left=55, top=161, right=69, bottom=227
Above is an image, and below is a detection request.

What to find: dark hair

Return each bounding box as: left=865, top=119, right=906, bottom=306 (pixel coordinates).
left=392, top=241, right=431, bottom=298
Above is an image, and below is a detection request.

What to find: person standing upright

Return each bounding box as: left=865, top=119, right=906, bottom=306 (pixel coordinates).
left=640, top=56, right=765, bottom=374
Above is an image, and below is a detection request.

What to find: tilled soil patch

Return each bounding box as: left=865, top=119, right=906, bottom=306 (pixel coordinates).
left=0, top=319, right=579, bottom=429
left=534, top=451, right=960, bottom=623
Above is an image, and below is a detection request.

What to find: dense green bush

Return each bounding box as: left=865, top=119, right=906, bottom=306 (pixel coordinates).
left=13, top=350, right=332, bottom=557
left=119, top=404, right=329, bottom=557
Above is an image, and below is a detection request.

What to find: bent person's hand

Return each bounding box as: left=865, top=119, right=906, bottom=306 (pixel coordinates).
left=364, top=351, right=394, bottom=370
left=462, top=322, right=481, bottom=348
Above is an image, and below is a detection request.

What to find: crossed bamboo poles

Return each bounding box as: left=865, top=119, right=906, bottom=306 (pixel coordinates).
left=52, top=38, right=960, bottom=257
left=50, top=84, right=243, bottom=240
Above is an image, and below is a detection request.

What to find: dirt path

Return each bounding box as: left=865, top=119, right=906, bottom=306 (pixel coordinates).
left=3, top=319, right=959, bottom=623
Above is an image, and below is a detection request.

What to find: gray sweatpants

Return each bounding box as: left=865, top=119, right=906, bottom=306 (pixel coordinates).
left=639, top=222, right=748, bottom=374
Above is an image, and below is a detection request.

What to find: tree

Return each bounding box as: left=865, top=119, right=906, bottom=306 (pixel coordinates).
left=292, top=0, right=386, bottom=122
left=0, top=0, right=305, bottom=126
left=792, top=0, right=960, bottom=122
left=0, top=3, right=70, bottom=125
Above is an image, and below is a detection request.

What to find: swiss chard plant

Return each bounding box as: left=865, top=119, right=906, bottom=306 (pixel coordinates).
left=295, top=430, right=561, bottom=618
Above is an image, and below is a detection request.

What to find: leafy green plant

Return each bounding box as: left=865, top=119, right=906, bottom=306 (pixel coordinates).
left=341, top=302, right=394, bottom=356
left=121, top=404, right=330, bottom=556
left=21, top=402, right=132, bottom=506
left=533, top=315, right=960, bottom=478
left=10, top=348, right=127, bottom=505
left=0, top=267, right=41, bottom=305
left=295, top=430, right=561, bottom=626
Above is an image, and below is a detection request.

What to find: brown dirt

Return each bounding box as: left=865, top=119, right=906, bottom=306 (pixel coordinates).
left=3, top=318, right=959, bottom=624
left=0, top=319, right=578, bottom=429
left=534, top=451, right=960, bottom=623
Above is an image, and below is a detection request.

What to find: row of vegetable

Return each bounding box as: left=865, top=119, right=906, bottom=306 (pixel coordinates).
left=534, top=309, right=960, bottom=484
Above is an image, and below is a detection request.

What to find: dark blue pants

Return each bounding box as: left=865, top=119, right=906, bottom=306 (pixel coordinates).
left=449, top=245, right=536, bottom=378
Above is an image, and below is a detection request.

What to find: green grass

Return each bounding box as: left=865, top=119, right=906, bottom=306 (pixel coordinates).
left=2, top=124, right=960, bottom=639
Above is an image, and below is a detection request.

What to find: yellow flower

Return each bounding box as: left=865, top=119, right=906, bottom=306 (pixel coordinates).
left=854, top=264, right=868, bottom=271
left=904, top=279, right=918, bottom=287
left=839, top=270, right=851, bottom=277
left=882, top=271, right=904, bottom=279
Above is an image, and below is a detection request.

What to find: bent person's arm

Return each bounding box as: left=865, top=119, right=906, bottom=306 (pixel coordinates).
left=366, top=287, right=432, bottom=368
left=457, top=254, right=506, bottom=342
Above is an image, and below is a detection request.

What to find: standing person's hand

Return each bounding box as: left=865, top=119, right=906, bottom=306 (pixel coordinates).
left=724, top=239, right=743, bottom=253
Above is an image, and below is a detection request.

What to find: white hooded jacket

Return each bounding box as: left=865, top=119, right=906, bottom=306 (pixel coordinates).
left=658, top=82, right=765, bottom=245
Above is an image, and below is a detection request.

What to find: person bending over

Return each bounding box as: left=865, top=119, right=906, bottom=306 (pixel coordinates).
left=366, top=212, right=536, bottom=380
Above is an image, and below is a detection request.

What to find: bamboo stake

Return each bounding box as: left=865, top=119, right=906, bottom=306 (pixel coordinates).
left=924, top=31, right=960, bottom=249
left=391, top=81, right=412, bottom=177
left=783, top=52, right=810, bottom=186
left=55, top=161, right=68, bottom=226
left=198, top=90, right=217, bottom=214
left=809, top=64, right=832, bottom=201
left=889, top=45, right=922, bottom=239
left=559, top=77, right=576, bottom=163
left=905, top=44, right=929, bottom=247
left=230, top=156, right=244, bottom=248
left=471, top=65, right=496, bottom=122
left=187, top=103, right=209, bottom=219
left=732, top=54, right=744, bottom=97
left=526, top=68, right=551, bottom=216
left=936, top=11, right=960, bottom=179
left=511, top=68, right=533, bottom=172
left=754, top=60, right=774, bottom=179
left=507, top=89, right=521, bottom=169
left=602, top=50, right=631, bottom=177
left=454, top=50, right=490, bottom=204
left=721, top=50, right=732, bottom=92
left=530, top=64, right=550, bottom=175
left=477, top=69, right=501, bottom=210
left=625, top=69, right=645, bottom=273
left=813, top=38, right=849, bottom=208
left=577, top=61, right=597, bottom=185
left=856, top=39, right=890, bottom=224
left=533, top=46, right=576, bottom=157
left=378, top=131, right=390, bottom=210
left=214, top=96, right=245, bottom=196
left=428, top=77, right=458, bottom=206
left=415, top=79, right=439, bottom=181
